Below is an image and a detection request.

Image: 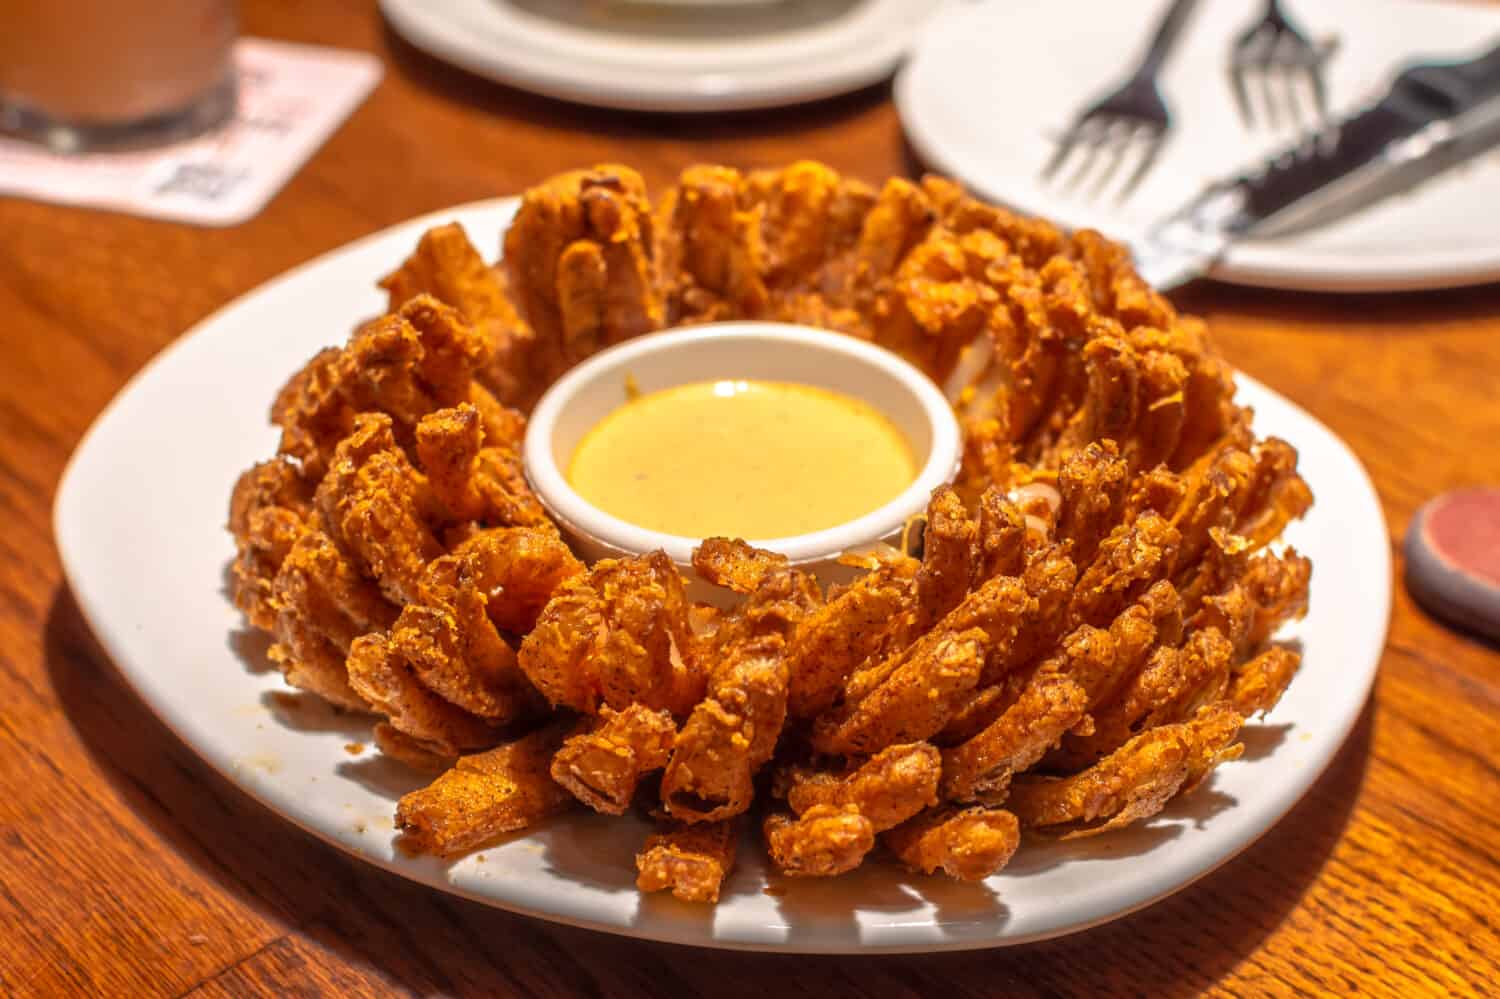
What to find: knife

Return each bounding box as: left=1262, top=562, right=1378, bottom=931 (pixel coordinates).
left=1134, top=39, right=1500, bottom=290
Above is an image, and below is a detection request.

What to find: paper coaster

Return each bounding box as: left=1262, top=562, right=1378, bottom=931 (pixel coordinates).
left=0, top=38, right=381, bottom=227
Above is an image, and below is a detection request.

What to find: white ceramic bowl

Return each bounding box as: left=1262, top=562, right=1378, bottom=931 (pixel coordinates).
left=523, top=322, right=962, bottom=595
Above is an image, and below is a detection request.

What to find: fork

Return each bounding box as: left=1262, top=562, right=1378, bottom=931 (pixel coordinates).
left=1229, top=0, right=1337, bottom=130
left=1042, top=0, right=1200, bottom=202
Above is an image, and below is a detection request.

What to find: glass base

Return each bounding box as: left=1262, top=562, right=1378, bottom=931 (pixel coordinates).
left=0, top=72, right=238, bottom=154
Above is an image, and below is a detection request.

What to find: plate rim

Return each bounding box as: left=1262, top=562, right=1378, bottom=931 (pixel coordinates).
left=378, top=0, right=923, bottom=113
left=53, top=196, right=1391, bottom=953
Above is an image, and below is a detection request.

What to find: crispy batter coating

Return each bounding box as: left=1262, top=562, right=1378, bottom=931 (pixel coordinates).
left=783, top=742, right=940, bottom=831
left=338, top=525, right=575, bottom=731
left=229, top=458, right=315, bottom=630
left=475, top=160, right=1249, bottom=498
left=941, top=626, right=1116, bottom=802
left=935, top=683, right=1012, bottom=746
left=502, top=165, right=663, bottom=389
left=692, top=537, right=799, bottom=596
left=274, top=528, right=397, bottom=649
left=346, top=629, right=503, bottom=754
left=913, top=486, right=978, bottom=630
left=448, top=527, right=584, bottom=634
left=373, top=722, right=454, bottom=772
left=268, top=530, right=396, bottom=710
left=764, top=804, right=875, bottom=877
left=1055, top=441, right=1129, bottom=566
left=884, top=806, right=1021, bottom=881
left=887, top=230, right=997, bottom=380
left=812, top=628, right=986, bottom=756
left=661, top=635, right=790, bottom=823
left=948, top=557, right=1159, bottom=750
left=272, top=296, right=501, bottom=480
left=240, top=300, right=540, bottom=729
left=636, top=820, right=738, bottom=904
left=1175, top=525, right=1250, bottom=612
left=1236, top=439, right=1315, bottom=549
left=975, top=486, right=1028, bottom=581
left=228, top=456, right=312, bottom=538
left=1098, top=580, right=1183, bottom=703
left=1063, top=626, right=1236, bottom=767
left=760, top=160, right=874, bottom=282
left=396, top=723, right=572, bottom=855
left=378, top=222, right=538, bottom=409
left=1229, top=646, right=1301, bottom=717
left=1009, top=703, right=1244, bottom=836
left=592, top=552, right=700, bottom=713
left=841, top=569, right=1031, bottom=708
left=853, top=177, right=938, bottom=286
left=518, top=552, right=701, bottom=715
left=663, top=161, right=878, bottom=331
left=385, top=584, right=532, bottom=723
left=551, top=704, right=676, bottom=815
left=1069, top=512, right=1181, bottom=629
left=655, top=541, right=824, bottom=823
left=993, top=543, right=1080, bottom=679
left=661, top=164, right=767, bottom=319
left=315, top=414, right=443, bottom=605
left=1122, top=466, right=1188, bottom=524
left=1133, top=348, right=1189, bottom=470
left=514, top=574, right=601, bottom=711
left=379, top=222, right=513, bottom=332
left=1049, top=336, right=1142, bottom=463
left=1168, top=447, right=1258, bottom=573
left=694, top=537, right=823, bottom=653
left=269, top=347, right=352, bottom=483
left=1184, top=542, right=1310, bottom=653
left=1043, top=582, right=1184, bottom=771
left=783, top=558, right=916, bottom=719
left=413, top=403, right=544, bottom=529
left=1241, top=549, right=1313, bottom=650
left=268, top=628, right=367, bottom=714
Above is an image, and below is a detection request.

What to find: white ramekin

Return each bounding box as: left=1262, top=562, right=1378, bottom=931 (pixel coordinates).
left=523, top=321, right=962, bottom=596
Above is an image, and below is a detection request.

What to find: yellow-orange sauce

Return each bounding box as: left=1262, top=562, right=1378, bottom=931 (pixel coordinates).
left=568, top=379, right=918, bottom=539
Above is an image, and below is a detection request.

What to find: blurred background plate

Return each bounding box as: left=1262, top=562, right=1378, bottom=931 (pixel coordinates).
left=896, top=0, right=1500, bottom=291
left=380, top=0, right=940, bottom=112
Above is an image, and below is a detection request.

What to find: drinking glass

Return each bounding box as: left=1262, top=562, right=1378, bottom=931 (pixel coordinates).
left=0, top=1, right=239, bottom=153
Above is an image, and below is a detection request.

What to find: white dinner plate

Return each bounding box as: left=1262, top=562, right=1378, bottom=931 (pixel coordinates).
left=55, top=198, right=1390, bottom=953
left=897, top=0, right=1500, bottom=292
left=379, top=0, right=939, bottom=112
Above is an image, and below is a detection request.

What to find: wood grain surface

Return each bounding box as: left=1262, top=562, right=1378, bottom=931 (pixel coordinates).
left=2, top=2, right=1498, bottom=996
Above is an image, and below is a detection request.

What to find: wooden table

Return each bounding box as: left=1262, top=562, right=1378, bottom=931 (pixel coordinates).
left=3, top=4, right=1498, bottom=996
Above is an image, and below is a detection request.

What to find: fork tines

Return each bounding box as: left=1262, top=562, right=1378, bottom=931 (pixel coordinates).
left=1043, top=114, right=1166, bottom=204
left=1230, top=3, right=1336, bottom=130
left=1039, top=0, right=1199, bottom=203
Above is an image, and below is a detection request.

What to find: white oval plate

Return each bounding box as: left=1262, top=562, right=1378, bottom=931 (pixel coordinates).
left=897, top=0, right=1500, bottom=292
left=379, top=0, right=940, bottom=112
left=55, top=198, right=1389, bottom=953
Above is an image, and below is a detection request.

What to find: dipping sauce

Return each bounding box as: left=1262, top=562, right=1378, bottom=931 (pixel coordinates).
left=567, top=379, right=918, bottom=539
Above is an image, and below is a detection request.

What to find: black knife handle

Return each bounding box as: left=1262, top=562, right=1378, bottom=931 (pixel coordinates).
left=1236, top=106, right=1421, bottom=226
left=1397, top=39, right=1500, bottom=118
left=1235, top=38, right=1500, bottom=228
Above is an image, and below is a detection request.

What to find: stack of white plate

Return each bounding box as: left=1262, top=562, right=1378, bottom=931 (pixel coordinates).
left=380, top=0, right=941, bottom=112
